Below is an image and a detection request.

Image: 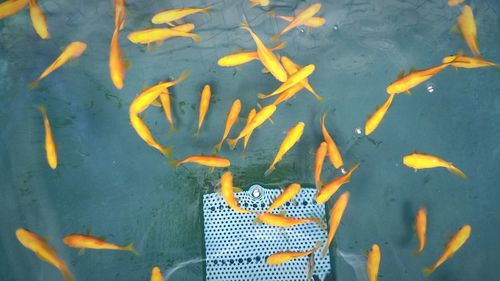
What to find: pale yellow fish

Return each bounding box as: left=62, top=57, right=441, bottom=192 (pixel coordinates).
left=364, top=93, right=395, bottom=136
left=227, top=104, right=276, bottom=149
left=448, top=0, right=464, bottom=7
left=29, top=0, right=49, bottom=39
left=273, top=13, right=325, bottom=28
left=257, top=212, right=325, bottom=228
left=16, top=228, right=75, bottom=281
left=443, top=54, right=498, bottom=68
left=0, top=0, right=28, bottom=20
left=314, top=142, right=327, bottom=190
left=457, top=5, right=480, bottom=57
left=129, top=113, right=172, bottom=158
left=249, top=0, right=269, bottom=7
left=151, top=7, right=210, bottom=24
left=128, top=24, right=200, bottom=45
left=321, top=192, right=349, bottom=257
left=220, top=172, right=251, bottom=213
left=240, top=21, right=288, bottom=82
left=36, top=105, right=57, bottom=170
left=171, top=155, right=230, bottom=168
left=215, top=99, right=241, bottom=151
left=367, top=244, right=381, bottom=281
left=271, top=3, right=322, bottom=41
left=272, top=83, right=304, bottom=105
left=281, top=56, right=322, bottom=101
left=321, top=113, right=344, bottom=169
left=196, top=84, right=211, bottom=136
left=159, top=89, right=175, bottom=132
left=266, top=183, right=301, bottom=213
left=114, top=0, right=126, bottom=30
left=151, top=266, right=163, bottom=281
left=386, top=63, right=449, bottom=95
left=265, top=122, right=305, bottom=175
left=63, top=234, right=137, bottom=255
left=423, top=225, right=471, bottom=276
left=109, top=25, right=126, bottom=89
left=414, top=207, right=427, bottom=256
left=242, top=108, right=257, bottom=156
left=316, top=163, right=360, bottom=205
left=403, top=151, right=466, bottom=178
left=217, top=41, right=287, bottom=67
left=258, top=64, right=315, bottom=99
left=267, top=241, right=321, bottom=266
left=30, top=41, right=87, bottom=88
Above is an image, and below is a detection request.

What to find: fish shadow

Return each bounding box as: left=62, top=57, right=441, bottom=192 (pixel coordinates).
left=398, top=200, right=414, bottom=247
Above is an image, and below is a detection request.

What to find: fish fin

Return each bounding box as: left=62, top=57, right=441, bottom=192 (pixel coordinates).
left=422, top=266, right=434, bottom=277
left=313, top=218, right=326, bottom=231
left=273, top=41, right=287, bottom=50
left=409, top=67, right=417, bottom=73
left=85, top=227, right=92, bottom=235
left=249, top=0, right=259, bottom=7
left=124, top=59, right=132, bottom=70
left=226, top=138, right=238, bottom=150
left=261, top=67, right=270, bottom=74
left=78, top=248, right=86, bottom=256
left=28, top=80, right=40, bottom=89
left=34, top=104, right=47, bottom=115
left=271, top=34, right=280, bottom=42
left=320, top=244, right=329, bottom=258
left=413, top=250, right=422, bottom=256
left=159, top=146, right=173, bottom=159
left=277, top=209, right=287, bottom=216
left=168, top=160, right=179, bottom=167
left=240, top=20, right=251, bottom=31
left=264, top=165, right=275, bottom=176
left=257, top=93, right=270, bottom=99
left=165, top=22, right=175, bottom=27
left=124, top=243, right=139, bottom=256
left=268, top=10, right=277, bottom=17
left=448, top=165, right=467, bottom=179
left=397, top=69, right=405, bottom=79
left=61, top=266, right=76, bottom=281
left=404, top=90, right=412, bottom=95
left=191, top=34, right=202, bottom=43
left=209, top=167, right=215, bottom=173
left=450, top=24, right=462, bottom=36
left=194, top=129, right=201, bottom=137
left=175, top=70, right=191, bottom=84
left=168, top=126, right=177, bottom=134
left=150, top=99, right=162, bottom=107
left=253, top=217, right=263, bottom=224
left=214, top=142, right=223, bottom=152
left=233, top=186, right=243, bottom=193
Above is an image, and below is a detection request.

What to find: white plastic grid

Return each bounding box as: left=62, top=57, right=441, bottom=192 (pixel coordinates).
left=203, top=185, right=331, bottom=281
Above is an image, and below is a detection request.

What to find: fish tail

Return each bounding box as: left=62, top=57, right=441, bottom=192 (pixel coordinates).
left=264, top=165, right=275, bottom=176
left=240, top=21, right=251, bottom=32
left=267, top=10, right=277, bottom=17
left=226, top=138, right=238, bottom=150
left=194, top=128, right=201, bottom=137
left=168, top=160, right=179, bottom=167
left=175, top=70, right=192, bottom=85
left=28, top=80, right=40, bottom=89
left=60, top=265, right=75, bottom=281
left=270, top=34, right=280, bottom=42
left=257, top=93, right=269, bottom=99
left=191, top=33, right=202, bottom=43
left=422, top=266, right=434, bottom=277
left=413, top=249, right=422, bottom=256
left=168, top=125, right=176, bottom=134
left=249, top=0, right=259, bottom=7
left=214, top=142, right=222, bottom=152
left=202, top=7, right=211, bottom=13
left=159, top=145, right=173, bottom=159
left=320, top=244, right=328, bottom=258
left=313, top=218, right=326, bottom=231
left=448, top=164, right=467, bottom=179
left=34, top=104, right=47, bottom=115
left=124, top=243, right=139, bottom=256
left=273, top=41, right=287, bottom=50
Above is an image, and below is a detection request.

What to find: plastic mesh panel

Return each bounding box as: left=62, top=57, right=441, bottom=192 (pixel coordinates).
left=203, top=185, right=331, bottom=281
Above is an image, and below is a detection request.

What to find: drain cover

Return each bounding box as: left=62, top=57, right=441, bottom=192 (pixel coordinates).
left=203, top=185, right=331, bottom=281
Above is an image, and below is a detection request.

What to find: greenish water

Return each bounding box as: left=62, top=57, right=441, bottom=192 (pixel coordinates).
left=1, top=0, right=499, bottom=280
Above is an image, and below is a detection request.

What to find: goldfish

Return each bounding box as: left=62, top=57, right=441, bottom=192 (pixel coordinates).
left=171, top=155, right=230, bottom=168
left=457, top=5, right=480, bottom=57
left=16, top=228, right=75, bottom=281
left=423, top=225, right=471, bottom=276
left=217, top=41, right=287, bottom=67
left=367, top=244, right=381, bottom=281
left=36, top=105, right=57, bottom=170
left=272, top=83, right=304, bottom=105
left=256, top=212, right=325, bottom=228
left=258, top=64, right=315, bottom=99
left=386, top=63, right=449, bottom=95
left=364, top=93, right=395, bottom=136
left=249, top=0, right=269, bottom=7
left=414, top=207, right=427, bottom=256
left=0, top=0, right=28, bottom=20
left=151, top=7, right=210, bottom=25
left=127, top=24, right=200, bottom=45
left=403, top=151, right=466, bottom=178
left=314, top=142, right=327, bottom=190
left=316, top=163, right=360, bottom=205
left=151, top=266, right=163, bottom=281
left=266, top=183, right=301, bottom=213
left=271, top=3, right=322, bottom=41
left=321, top=192, right=349, bottom=257
left=215, top=99, right=241, bottom=151
left=114, top=0, right=126, bottom=30
left=196, top=84, right=211, bottom=136
left=227, top=104, right=276, bottom=149
left=29, top=0, right=49, bottom=39
left=240, top=21, right=288, bottom=82
left=30, top=41, right=87, bottom=88
left=448, top=0, right=464, bottom=7
left=271, top=11, right=326, bottom=28
left=321, top=113, right=344, bottom=169
left=442, top=54, right=498, bottom=68
left=265, top=122, right=305, bottom=175
left=159, top=89, right=175, bottom=132
left=242, top=108, right=257, bottom=156
left=220, top=172, right=251, bottom=213
left=128, top=113, right=172, bottom=158
left=109, top=26, right=126, bottom=89
left=281, top=56, right=322, bottom=101
left=266, top=241, right=321, bottom=266
left=63, top=233, right=138, bottom=255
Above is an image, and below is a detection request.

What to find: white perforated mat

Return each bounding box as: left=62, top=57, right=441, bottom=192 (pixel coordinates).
left=203, top=185, right=331, bottom=281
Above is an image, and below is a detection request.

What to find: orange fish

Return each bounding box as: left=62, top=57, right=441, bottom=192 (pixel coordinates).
left=457, top=5, right=480, bottom=57
left=196, top=84, right=211, bottom=136
left=414, top=207, right=427, bottom=256
left=242, top=108, right=257, bottom=156
left=265, top=122, right=305, bottom=175
left=109, top=25, right=126, bottom=89
left=321, top=113, right=344, bottom=169
left=267, top=241, right=321, bottom=266
left=423, top=225, right=471, bottom=276
left=29, top=0, right=49, bottom=39
left=386, top=64, right=449, bottom=95
left=271, top=11, right=325, bottom=28
left=16, top=228, right=75, bottom=281
left=364, top=93, right=395, bottom=136
left=256, top=212, right=325, bottom=228
left=271, top=83, right=304, bottom=105
left=271, top=3, right=322, bottom=41
left=171, top=155, right=230, bottom=168
left=443, top=54, right=498, bottom=68
left=217, top=41, right=287, bottom=67
left=266, top=183, right=301, bottom=213
left=215, top=99, right=241, bottom=151
left=227, top=104, right=276, bottom=149
left=36, top=105, right=57, bottom=170
left=220, top=172, right=251, bottom=213
left=314, top=142, right=327, bottom=190
left=0, top=0, right=28, bottom=20
left=150, top=266, right=163, bottom=281
left=30, top=41, right=87, bottom=88
left=159, top=89, right=175, bottom=132
left=151, top=7, right=210, bottom=25
left=128, top=24, right=199, bottom=45
left=316, top=163, right=360, bottom=205
left=63, top=233, right=138, bottom=255
left=249, top=0, right=269, bottom=7
left=403, top=151, right=466, bottom=178
left=321, top=192, right=349, bottom=257
left=280, top=56, right=322, bottom=101
left=367, top=244, right=381, bottom=281
left=258, top=64, right=315, bottom=99
left=129, top=113, right=172, bottom=158
left=448, top=0, right=464, bottom=6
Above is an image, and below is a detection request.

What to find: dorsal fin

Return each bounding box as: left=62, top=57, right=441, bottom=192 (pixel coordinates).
left=397, top=69, right=405, bottom=78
